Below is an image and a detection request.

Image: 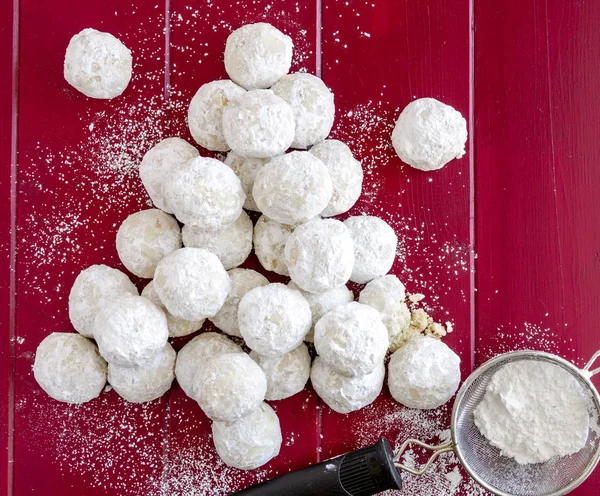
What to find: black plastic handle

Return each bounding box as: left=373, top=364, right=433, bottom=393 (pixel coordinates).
left=230, top=438, right=402, bottom=496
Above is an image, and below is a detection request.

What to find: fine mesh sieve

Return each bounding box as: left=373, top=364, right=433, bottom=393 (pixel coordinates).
left=394, top=350, right=600, bottom=496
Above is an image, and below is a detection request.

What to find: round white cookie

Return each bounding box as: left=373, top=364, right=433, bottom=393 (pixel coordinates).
left=142, top=281, right=204, bottom=338
left=272, top=73, right=334, bottom=149
left=238, top=283, right=311, bottom=356
left=139, top=137, right=199, bottom=214
left=165, top=156, right=245, bottom=230
left=344, top=216, right=398, bottom=284
left=116, top=209, right=182, bottom=279
left=311, top=357, right=384, bottom=414
left=64, top=28, right=132, bottom=99
left=224, top=152, right=269, bottom=212
left=287, top=281, right=354, bottom=342
left=195, top=352, right=267, bottom=422
left=222, top=89, right=295, bottom=159
left=153, top=248, right=231, bottom=321
left=391, top=98, right=467, bottom=171
left=314, top=302, right=388, bottom=377
left=388, top=336, right=461, bottom=409
left=187, top=80, right=246, bottom=151
left=253, top=215, right=294, bottom=276
left=359, top=275, right=411, bottom=344
left=284, top=218, right=354, bottom=293
left=108, top=343, right=176, bottom=404
left=210, top=269, right=269, bottom=338
left=250, top=343, right=311, bottom=400
left=212, top=402, right=282, bottom=470
left=33, top=332, right=107, bottom=404
left=175, top=332, right=241, bottom=399
left=182, top=211, right=253, bottom=270
left=68, top=265, right=138, bottom=338
left=252, top=151, right=332, bottom=225
left=94, top=294, right=169, bottom=368
left=224, top=23, right=293, bottom=90
left=309, top=140, right=363, bottom=217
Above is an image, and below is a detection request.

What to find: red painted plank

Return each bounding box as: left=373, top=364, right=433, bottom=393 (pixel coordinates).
left=475, top=0, right=600, bottom=494
left=320, top=0, right=474, bottom=494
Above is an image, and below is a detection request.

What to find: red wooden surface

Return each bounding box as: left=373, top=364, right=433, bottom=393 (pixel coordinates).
left=3, top=0, right=600, bottom=494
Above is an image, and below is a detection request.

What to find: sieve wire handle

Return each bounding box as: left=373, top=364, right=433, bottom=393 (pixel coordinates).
left=393, top=438, right=454, bottom=476
left=583, top=350, right=600, bottom=377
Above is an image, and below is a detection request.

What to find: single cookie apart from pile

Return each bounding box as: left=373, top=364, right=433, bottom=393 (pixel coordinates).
left=314, top=302, right=389, bottom=377
left=212, top=402, right=282, bottom=470
left=68, top=264, right=138, bottom=338
left=284, top=218, right=355, bottom=293
left=175, top=332, right=241, bottom=399
left=222, top=89, right=295, bottom=159
left=187, top=80, right=246, bottom=151
left=250, top=343, right=312, bottom=401
left=238, top=283, right=311, bottom=356
left=388, top=336, right=461, bottom=409
left=224, top=23, right=293, bottom=90
left=252, top=151, right=333, bottom=225
left=182, top=210, right=253, bottom=270
left=34, top=332, right=107, bottom=404
left=64, top=28, right=132, bottom=99
left=195, top=352, right=267, bottom=422
left=116, top=209, right=182, bottom=278
left=311, top=357, right=384, bottom=414
left=271, top=73, right=335, bottom=149
left=210, top=268, right=269, bottom=338
left=108, top=343, right=176, bottom=404
left=139, top=137, right=199, bottom=214
left=153, top=247, right=231, bottom=322
left=392, top=97, right=467, bottom=171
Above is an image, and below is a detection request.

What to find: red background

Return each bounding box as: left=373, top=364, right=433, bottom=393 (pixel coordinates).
left=2, top=0, right=600, bottom=494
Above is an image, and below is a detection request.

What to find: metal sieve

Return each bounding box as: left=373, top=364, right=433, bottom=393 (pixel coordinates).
left=233, top=350, right=600, bottom=496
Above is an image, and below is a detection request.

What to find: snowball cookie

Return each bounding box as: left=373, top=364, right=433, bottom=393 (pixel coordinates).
left=224, top=23, right=293, bottom=90
left=311, top=357, right=384, bottom=414
left=212, top=402, right=282, bottom=470
left=238, top=283, right=311, bottom=356
left=188, top=80, right=246, bottom=152
left=309, top=140, right=363, bottom=217
left=359, top=275, right=411, bottom=344
left=175, top=332, right=241, bottom=399
left=253, top=215, right=294, bottom=276
left=165, top=156, right=245, bottom=230
left=314, top=302, right=388, bottom=377
left=64, top=28, right=132, bottom=99
left=108, top=343, right=175, bottom=403
left=222, top=90, right=295, bottom=159
left=33, top=333, right=107, bottom=404
left=69, top=264, right=138, bottom=338
left=210, top=269, right=269, bottom=337
left=344, top=216, right=398, bottom=284
left=116, top=209, right=182, bottom=279
left=250, top=343, right=311, bottom=400
left=284, top=218, right=354, bottom=294
left=253, top=152, right=333, bottom=225
left=388, top=336, right=461, bottom=409
left=195, top=352, right=267, bottom=422
left=392, top=98, right=467, bottom=171
left=153, top=248, right=231, bottom=321
left=287, top=281, right=354, bottom=342
left=139, top=138, right=199, bottom=214
left=182, top=211, right=252, bottom=270
left=142, top=281, right=204, bottom=338
left=224, top=152, right=269, bottom=212
left=271, top=73, right=335, bottom=149
left=94, top=294, right=168, bottom=368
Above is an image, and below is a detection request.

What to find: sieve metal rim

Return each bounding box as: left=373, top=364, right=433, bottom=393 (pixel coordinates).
left=450, top=349, right=600, bottom=496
